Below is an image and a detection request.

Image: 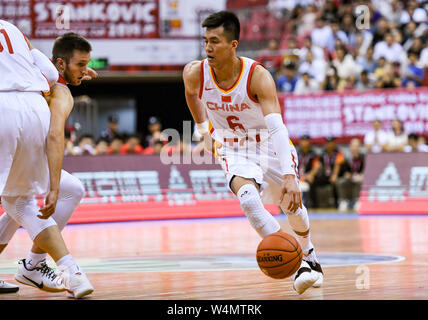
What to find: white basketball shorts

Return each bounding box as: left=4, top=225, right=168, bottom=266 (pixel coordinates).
left=0, top=91, right=50, bottom=197
left=218, top=139, right=300, bottom=205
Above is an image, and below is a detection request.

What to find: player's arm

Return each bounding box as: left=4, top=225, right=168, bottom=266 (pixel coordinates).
left=38, top=85, right=74, bottom=219
left=183, top=61, right=219, bottom=154
left=23, top=35, right=59, bottom=85
left=250, top=65, right=301, bottom=213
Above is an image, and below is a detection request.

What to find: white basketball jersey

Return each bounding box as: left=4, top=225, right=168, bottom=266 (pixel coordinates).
left=0, top=20, right=50, bottom=92
left=200, top=57, right=268, bottom=144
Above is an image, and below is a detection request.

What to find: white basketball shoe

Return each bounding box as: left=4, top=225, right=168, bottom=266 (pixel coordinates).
left=59, top=266, right=94, bottom=299
left=15, top=259, right=65, bottom=292
left=0, top=280, right=19, bottom=293
left=304, top=248, right=324, bottom=288
left=293, top=248, right=324, bottom=294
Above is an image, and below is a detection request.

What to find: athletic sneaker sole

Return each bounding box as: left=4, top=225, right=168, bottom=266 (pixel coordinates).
left=67, top=287, right=94, bottom=299
left=14, top=274, right=66, bottom=293
left=0, top=286, right=19, bottom=293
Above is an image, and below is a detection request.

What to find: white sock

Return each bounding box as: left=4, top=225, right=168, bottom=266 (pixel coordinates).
left=56, top=254, right=79, bottom=274
left=26, top=251, right=47, bottom=268
left=281, top=204, right=313, bottom=254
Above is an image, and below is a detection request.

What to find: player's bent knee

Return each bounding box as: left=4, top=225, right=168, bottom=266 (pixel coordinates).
left=0, top=211, right=20, bottom=245
left=237, top=184, right=280, bottom=237
left=59, top=171, right=85, bottom=201
left=1, top=196, right=57, bottom=241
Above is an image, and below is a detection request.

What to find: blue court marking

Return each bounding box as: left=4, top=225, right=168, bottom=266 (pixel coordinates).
left=0, top=252, right=405, bottom=274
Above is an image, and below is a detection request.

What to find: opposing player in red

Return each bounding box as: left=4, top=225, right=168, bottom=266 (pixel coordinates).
left=183, top=11, right=323, bottom=294
left=0, top=21, right=94, bottom=298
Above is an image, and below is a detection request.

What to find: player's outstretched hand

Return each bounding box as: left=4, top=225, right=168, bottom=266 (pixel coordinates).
left=203, top=134, right=222, bottom=158
left=81, top=68, right=98, bottom=81
left=279, top=174, right=302, bottom=214
left=38, top=190, right=59, bottom=219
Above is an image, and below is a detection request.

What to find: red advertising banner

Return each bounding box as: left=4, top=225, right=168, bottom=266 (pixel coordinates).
left=280, top=87, right=428, bottom=141
left=0, top=155, right=280, bottom=223
left=0, top=0, right=158, bottom=39
left=358, top=153, right=428, bottom=214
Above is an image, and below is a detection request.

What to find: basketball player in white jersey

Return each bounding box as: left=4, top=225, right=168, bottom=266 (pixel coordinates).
left=0, top=21, right=93, bottom=298
left=183, top=11, right=323, bottom=295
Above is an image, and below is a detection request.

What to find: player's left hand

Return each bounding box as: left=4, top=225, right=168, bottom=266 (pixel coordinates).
left=38, top=190, right=59, bottom=219
left=280, top=174, right=302, bottom=214
left=81, top=68, right=98, bottom=81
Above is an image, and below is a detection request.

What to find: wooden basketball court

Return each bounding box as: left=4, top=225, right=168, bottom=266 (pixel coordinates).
left=0, top=213, right=427, bottom=300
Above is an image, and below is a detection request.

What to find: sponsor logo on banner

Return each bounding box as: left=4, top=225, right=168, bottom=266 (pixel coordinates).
left=358, top=153, right=428, bottom=214
left=281, top=88, right=428, bottom=140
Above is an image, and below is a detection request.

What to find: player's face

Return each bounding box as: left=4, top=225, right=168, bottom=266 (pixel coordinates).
left=64, top=49, right=91, bottom=86
left=203, top=26, right=237, bottom=67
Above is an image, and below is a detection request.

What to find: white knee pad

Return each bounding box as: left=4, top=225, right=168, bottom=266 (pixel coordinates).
left=53, top=170, right=84, bottom=230
left=1, top=196, right=57, bottom=241
left=0, top=212, right=20, bottom=245
left=237, top=184, right=280, bottom=238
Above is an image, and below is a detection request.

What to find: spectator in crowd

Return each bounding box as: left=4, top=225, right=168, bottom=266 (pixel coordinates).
left=297, top=135, right=320, bottom=208
left=146, top=116, right=163, bottom=147
left=373, top=32, right=405, bottom=64
left=403, top=133, right=428, bottom=152
left=322, top=66, right=340, bottom=91
left=418, top=135, right=428, bottom=148
left=64, top=128, right=75, bottom=156
left=107, top=136, right=124, bottom=154
left=294, top=72, right=320, bottom=95
left=371, top=16, right=389, bottom=45
left=355, top=70, right=375, bottom=91
left=277, top=62, right=299, bottom=93
left=72, top=134, right=96, bottom=155
left=384, top=119, right=408, bottom=152
left=152, top=140, right=164, bottom=155
left=402, top=51, right=424, bottom=88
left=257, top=39, right=282, bottom=76
left=332, top=46, right=361, bottom=90
left=94, top=137, right=109, bottom=155
left=297, top=4, right=317, bottom=37
left=399, top=0, right=427, bottom=24
left=356, top=46, right=377, bottom=74
left=326, top=20, right=349, bottom=52
left=420, top=43, right=428, bottom=68
left=311, top=136, right=346, bottom=208
left=101, top=115, right=121, bottom=143
left=121, top=134, right=144, bottom=154
left=298, top=50, right=327, bottom=84
left=375, top=61, right=402, bottom=88
left=282, top=37, right=300, bottom=66
left=364, top=119, right=388, bottom=153
left=299, top=36, right=325, bottom=63
left=336, top=138, right=365, bottom=212
left=311, top=17, right=333, bottom=49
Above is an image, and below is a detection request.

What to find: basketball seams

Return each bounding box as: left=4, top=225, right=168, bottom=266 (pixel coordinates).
left=257, top=248, right=297, bottom=253
left=268, top=233, right=299, bottom=251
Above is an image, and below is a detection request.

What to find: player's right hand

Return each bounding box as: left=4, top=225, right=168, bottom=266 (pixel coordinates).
left=203, top=134, right=222, bottom=158
left=279, top=174, right=302, bottom=214
left=38, top=190, right=59, bottom=219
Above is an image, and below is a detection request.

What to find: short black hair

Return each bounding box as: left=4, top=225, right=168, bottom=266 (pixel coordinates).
left=408, top=133, right=419, bottom=140
left=202, top=11, right=240, bottom=42
left=52, top=32, right=92, bottom=64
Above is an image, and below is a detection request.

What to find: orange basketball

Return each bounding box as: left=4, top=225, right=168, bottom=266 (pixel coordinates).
left=256, top=232, right=302, bottom=279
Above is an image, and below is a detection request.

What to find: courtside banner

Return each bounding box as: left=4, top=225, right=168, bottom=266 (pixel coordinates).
left=358, top=153, right=428, bottom=215
left=41, top=155, right=279, bottom=223
left=280, top=87, right=428, bottom=141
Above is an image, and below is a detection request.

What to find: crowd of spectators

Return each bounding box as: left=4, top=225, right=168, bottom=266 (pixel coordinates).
left=297, top=119, right=428, bottom=212
left=64, top=115, right=192, bottom=157
left=254, top=0, right=428, bottom=94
